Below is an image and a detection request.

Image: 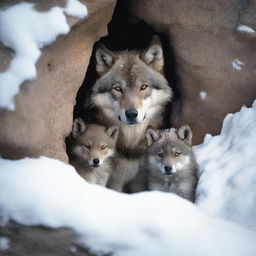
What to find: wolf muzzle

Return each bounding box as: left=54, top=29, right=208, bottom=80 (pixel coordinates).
left=164, top=165, right=172, bottom=175
left=125, top=108, right=138, bottom=124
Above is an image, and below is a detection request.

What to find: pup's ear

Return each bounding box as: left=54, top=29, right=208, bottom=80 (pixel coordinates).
left=146, top=128, right=159, bottom=146
left=72, top=118, right=87, bottom=138
left=106, top=126, right=119, bottom=141
left=177, top=125, right=193, bottom=146
left=95, top=44, right=117, bottom=75
left=140, top=35, right=164, bottom=71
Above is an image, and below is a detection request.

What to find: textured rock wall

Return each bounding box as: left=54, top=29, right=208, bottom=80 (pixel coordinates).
left=0, top=0, right=116, bottom=162
left=129, top=0, right=256, bottom=144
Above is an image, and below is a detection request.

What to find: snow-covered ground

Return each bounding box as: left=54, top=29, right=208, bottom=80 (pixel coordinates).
left=0, top=156, right=256, bottom=256
left=0, top=0, right=87, bottom=110
left=195, top=101, right=256, bottom=232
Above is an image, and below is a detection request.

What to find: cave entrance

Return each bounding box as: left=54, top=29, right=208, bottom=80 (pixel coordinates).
left=73, top=0, right=179, bottom=121
left=67, top=0, right=179, bottom=193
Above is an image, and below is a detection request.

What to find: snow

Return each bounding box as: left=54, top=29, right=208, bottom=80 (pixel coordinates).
left=237, top=25, right=256, bottom=35
left=69, top=246, right=78, bottom=253
left=199, top=91, right=207, bottom=100
left=232, top=58, right=245, bottom=70
left=65, top=0, right=87, bottom=18
left=0, top=0, right=87, bottom=111
left=0, top=237, right=10, bottom=251
left=0, top=157, right=256, bottom=256
left=195, top=101, right=256, bottom=231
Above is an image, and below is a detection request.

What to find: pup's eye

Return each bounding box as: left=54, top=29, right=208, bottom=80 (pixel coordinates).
left=113, top=86, right=122, bottom=92
left=158, top=153, right=163, bottom=157
left=84, top=145, right=91, bottom=149
left=140, top=84, right=148, bottom=90
left=101, top=145, right=106, bottom=150
left=175, top=152, right=181, bottom=157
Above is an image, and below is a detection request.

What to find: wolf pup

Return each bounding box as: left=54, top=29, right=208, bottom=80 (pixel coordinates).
left=87, top=36, right=173, bottom=191
left=69, top=118, right=119, bottom=186
left=145, top=125, right=198, bottom=201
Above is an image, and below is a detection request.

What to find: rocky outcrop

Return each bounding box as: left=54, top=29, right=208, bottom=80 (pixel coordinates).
left=0, top=0, right=116, bottom=162
left=0, top=222, right=93, bottom=256
left=128, top=0, right=256, bottom=144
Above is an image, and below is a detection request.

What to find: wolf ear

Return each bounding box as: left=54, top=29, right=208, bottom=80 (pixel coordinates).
left=146, top=128, right=159, bottom=146
left=177, top=125, right=193, bottom=146
left=95, top=44, right=117, bottom=75
left=72, top=118, right=87, bottom=138
left=106, top=126, right=119, bottom=141
left=140, top=35, right=164, bottom=71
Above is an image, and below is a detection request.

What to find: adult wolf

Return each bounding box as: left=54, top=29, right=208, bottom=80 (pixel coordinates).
left=87, top=36, right=173, bottom=191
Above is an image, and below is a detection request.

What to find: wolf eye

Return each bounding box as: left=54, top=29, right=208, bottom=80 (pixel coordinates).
left=158, top=153, right=163, bottom=157
left=140, top=84, right=148, bottom=90
left=101, top=145, right=106, bottom=150
left=175, top=152, right=181, bottom=157
left=84, top=145, right=91, bottom=149
left=113, top=86, right=122, bottom=92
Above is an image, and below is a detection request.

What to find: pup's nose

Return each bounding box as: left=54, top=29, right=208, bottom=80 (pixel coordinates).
left=125, top=109, right=138, bottom=120
left=164, top=165, right=172, bottom=175
left=93, top=158, right=100, bottom=165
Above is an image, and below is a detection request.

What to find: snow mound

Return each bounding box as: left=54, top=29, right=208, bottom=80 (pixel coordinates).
left=195, top=101, right=256, bottom=231
left=0, top=0, right=87, bottom=111
left=0, top=157, right=256, bottom=256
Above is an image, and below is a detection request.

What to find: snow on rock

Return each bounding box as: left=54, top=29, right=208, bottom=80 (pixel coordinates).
left=232, top=58, right=245, bottom=71
left=0, top=157, right=256, bottom=256
left=65, top=0, right=88, bottom=18
left=195, top=100, right=256, bottom=231
left=0, top=237, right=10, bottom=251
left=0, top=1, right=87, bottom=111
left=199, top=91, right=207, bottom=100
left=237, top=25, right=256, bottom=35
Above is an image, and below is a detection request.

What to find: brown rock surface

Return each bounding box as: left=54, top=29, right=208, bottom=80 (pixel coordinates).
left=0, top=222, right=93, bottom=256
left=0, top=0, right=116, bottom=162
left=129, top=0, right=256, bottom=144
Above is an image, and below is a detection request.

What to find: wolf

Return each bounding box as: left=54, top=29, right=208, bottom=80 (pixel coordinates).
left=144, top=125, right=198, bottom=201
left=86, top=36, right=173, bottom=191
left=68, top=118, right=119, bottom=186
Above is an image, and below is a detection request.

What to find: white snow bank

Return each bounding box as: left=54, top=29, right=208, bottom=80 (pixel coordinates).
left=0, top=237, right=10, bottom=251
left=195, top=101, right=256, bottom=231
left=232, top=58, right=245, bottom=71
left=0, top=0, right=87, bottom=111
left=0, top=157, right=256, bottom=256
left=237, top=25, right=256, bottom=35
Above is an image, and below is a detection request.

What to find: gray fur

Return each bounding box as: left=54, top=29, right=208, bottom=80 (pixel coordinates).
left=144, top=127, right=198, bottom=201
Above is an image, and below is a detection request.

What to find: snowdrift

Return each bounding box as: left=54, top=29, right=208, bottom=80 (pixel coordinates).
left=195, top=101, right=256, bottom=231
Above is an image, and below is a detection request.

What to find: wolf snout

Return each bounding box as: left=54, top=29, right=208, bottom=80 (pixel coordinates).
left=164, top=165, right=173, bottom=175
left=92, top=158, right=100, bottom=167
left=125, top=109, right=138, bottom=121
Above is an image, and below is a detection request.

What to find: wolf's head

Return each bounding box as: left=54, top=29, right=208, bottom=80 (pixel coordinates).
left=71, top=118, right=118, bottom=167
left=146, top=125, right=194, bottom=175
left=90, top=36, right=172, bottom=125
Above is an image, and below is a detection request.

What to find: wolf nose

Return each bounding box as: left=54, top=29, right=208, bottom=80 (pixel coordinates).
left=164, top=166, right=172, bottom=175
left=125, top=109, right=138, bottom=119
left=93, top=158, right=100, bottom=165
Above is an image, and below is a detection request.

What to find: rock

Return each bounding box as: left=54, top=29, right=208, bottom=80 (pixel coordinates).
left=0, top=0, right=117, bottom=162
left=0, top=222, right=93, bottom=256
left=128, top=0, right=256, bottom=144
